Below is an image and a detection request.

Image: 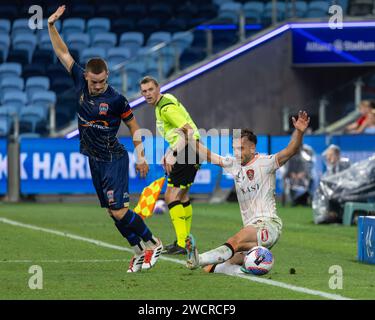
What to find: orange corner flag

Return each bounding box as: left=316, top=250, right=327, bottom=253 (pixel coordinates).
left=133, top=177, right=165, bottom=219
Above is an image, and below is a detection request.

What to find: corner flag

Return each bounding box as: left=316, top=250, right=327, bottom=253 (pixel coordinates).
left=134, top=177, right=166, bottom=219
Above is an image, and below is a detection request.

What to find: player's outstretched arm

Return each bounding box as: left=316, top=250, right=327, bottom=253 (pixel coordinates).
left=48, top=5, right=74, bottom=72
left=193, top=140, right=225, bottom=167
left=276, top=110, right=310, bottom=167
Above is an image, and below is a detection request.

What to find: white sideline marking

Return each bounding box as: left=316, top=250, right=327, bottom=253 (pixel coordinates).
left=0, top=259, right=129, bottom=263
left=0, top=217, right=352, bottom=300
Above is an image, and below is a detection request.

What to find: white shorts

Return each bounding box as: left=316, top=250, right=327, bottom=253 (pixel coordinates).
left=247, top=217, right=282, bottom=249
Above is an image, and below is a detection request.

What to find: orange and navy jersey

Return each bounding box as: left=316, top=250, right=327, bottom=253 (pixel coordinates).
left=70, top=63, right=134, bottom=162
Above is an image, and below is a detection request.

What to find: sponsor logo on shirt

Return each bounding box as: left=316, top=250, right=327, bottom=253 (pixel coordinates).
left=246, top=169, right=255, bottom=181
left=99, top=103, right=109, bottom=115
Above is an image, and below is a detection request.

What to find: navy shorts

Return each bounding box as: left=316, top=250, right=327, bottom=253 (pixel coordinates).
left=89, top=153, right=130, bottom=210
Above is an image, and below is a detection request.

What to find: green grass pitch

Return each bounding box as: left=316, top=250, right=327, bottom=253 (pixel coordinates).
left=0, top=202, right=374, bottom=300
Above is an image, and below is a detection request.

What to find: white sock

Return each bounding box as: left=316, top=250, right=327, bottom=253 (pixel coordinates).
left=199, top=245, right=233, bottom=266
left=132, top=241, right=145, bottom=256
left=213, top=261, right=242, bottom=275
left=144, top=236, right=160, bottom=249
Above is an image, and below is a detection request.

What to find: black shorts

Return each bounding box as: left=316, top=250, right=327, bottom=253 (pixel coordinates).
left=167, top=144, right=201, bottom=189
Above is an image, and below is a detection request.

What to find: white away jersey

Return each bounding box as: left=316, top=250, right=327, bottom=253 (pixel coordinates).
left=222, top=154, right=281, bottom=226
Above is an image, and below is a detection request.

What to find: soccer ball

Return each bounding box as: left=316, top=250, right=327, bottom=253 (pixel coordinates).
left=153, top=200, right=167, bottom=215
left=242, top=246, right=274, bottom=276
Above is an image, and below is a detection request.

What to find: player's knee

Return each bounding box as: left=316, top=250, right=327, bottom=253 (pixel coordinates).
left=203, top=265, right=215, bottom=273
left=226, top=236, right=239, bottom=252
left=111, top=207, right=129, bottom=220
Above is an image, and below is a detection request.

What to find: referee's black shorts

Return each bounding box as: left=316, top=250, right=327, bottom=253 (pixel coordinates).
left=167, top=143, right=201, bottom=189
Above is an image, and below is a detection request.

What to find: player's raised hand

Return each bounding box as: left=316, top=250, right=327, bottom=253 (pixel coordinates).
left=48, top=5, right=66, bottom=25
left=292, top=110, right=310, bottom=133
left=136, top=159, right=149, bottom=178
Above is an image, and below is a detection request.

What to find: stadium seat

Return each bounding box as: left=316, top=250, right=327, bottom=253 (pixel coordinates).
left=0, top=116, right=11, bottom=136
left=0, top=62, right=22, bottom=80
left=96, top=4, right=122, bottom=19
left=119, top=32, right=144, bottom=57
left=180, top=47, right=206, bottom=70
left=149, top=4, right=173, bottom=21
left=0, top=77, right=24, bottom=100
left=163, top=18, right=188, bottom=33
left=243, top=2, right=264, bottom=23
left=286, top=1, right=308, bottom=18
left=50, top=77, right=74, bottom=94
left=30, top=90, right=57, bottom=108
left=306, top=1, right=330, bottom=18
left=32, top=49, right=54, bottom=65
left=38, top=33, right=54, bottom=51
left=80, top=47, right=107, bottom=64
left=137, top=47, right=158, bottom=69
left=13, top=33, right=37, bottom=63
left=12, top=19, right=33, bottom=37
left=112, top=19, right=136, bottom=36
left=0, top=19, right=11, bottom=34
left=136, top=18, right=162, bottom=39
left=46, top=63, right=68, bottom=80
left=22, top=63, right=46, bottom=79
left=218, top=2, right=243, bottom=24
left=147, top=32, right=172, bottom=48
left=70, top=4, right=95, bottom=19
left=20, top=105, right=48, bottom=133
left=62, top=18, right=86, bottom=38
left=87, top=18, right=111, bottom=38
left=123, top=3, right=147, bottom=20
left=171, top=31, right=194, bottom=56
left=125, top=61, right=146, bottom=93
left=213, top=0, right=233, bottom=6
left=0, top=34, right=10, bottom=62
left=0, top=104, right=20, bottom=117
left=176, top=3, right=198, bottom=19
left=25, top=76, right=50, bottom=100
left=91, top=32, right=117, bottom=51
left=3, top=91, right=28, bottom=107
left=213, top=29, right=238, bottom=53
left=196, top=3, right=218, bottom=20
left=0, top=6, right=18, bottom=21
left=66, top=33, right=90, bottom=55
left=107, top=47, right=132, bottom=68
left=6, top=49, right=29, bottom=66
left=262, top=1, right=286, bottom=24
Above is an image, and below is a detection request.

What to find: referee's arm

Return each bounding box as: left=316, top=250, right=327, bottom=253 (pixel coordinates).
left=47, top=5, right=75, bottom=72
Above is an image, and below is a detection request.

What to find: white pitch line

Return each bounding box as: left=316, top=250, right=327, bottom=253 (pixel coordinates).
left=0, top=217, right=352, bottom=300
left=0, top=259, right=129, bottom=263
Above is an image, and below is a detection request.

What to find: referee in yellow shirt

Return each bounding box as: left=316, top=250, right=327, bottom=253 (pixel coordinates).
left=140, top=76, right=201, bottom=254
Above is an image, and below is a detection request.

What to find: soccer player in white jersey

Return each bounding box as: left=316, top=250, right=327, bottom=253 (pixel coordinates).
left=185, top=111, right=310, bottom=274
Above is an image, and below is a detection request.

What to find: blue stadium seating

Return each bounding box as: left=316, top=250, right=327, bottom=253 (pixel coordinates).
left=71, top=4, right=95, bottom=19
left=20, top=105, right=48, bottom=133
left=286, top=1, right=308, bottom=18
left=0, top=5, right=18, bottom=21
left=62, top=18, right=86, bottom=38
left=147, top=32, right=172, bottom=48
left=66, top=33, right=90, bottom=55
left=50, top=77, right=74, bottom=94
left=3, top=90, right=28, bottom=107
left=164, top=18, right=188, bottom=33
left=112, top=19, right=136, bottom=36
left=136, top=18, right=162, bottom=39
left=180, top=47, right=206, bottom=70
left=96, top=4, right=122, bottom=19
left=25, top=76, right=50, bottom=100
left=87, top=18, right=111, bottom=38
left=0, top=34, right=10, bottom=61
left=0, top=77, right=24, bottom=100
left=80, top=47, right=107, bottom=64
left=23, top=64, right=46, bottom=79
left=107, top=47, right=132, bottom=68
left=0, top=19, right=11, bottom=34
left=243, top=2, right=265, bottom=23
left=38, top=33, right=54, bottom=51
left=13, top=33, right=37, bottom=62
left=91, top=32, right=117, bottom=51
left=171, top=31, right=194, bottom=56
left=149, top=3, right=173, bottom=21
left=306, top=1, right=330, bottom=18
left=123, top=4, right=147, bottom=20
left=12, top=19, right=32, bottom=36
left=30, top=90, right=57, bottom=108
left=218, top=2, right=243, bottom=24
left=0, top=63, right=22, bottom=80
left=119, top=32, right=144, bottom=57
left=0, top=117, right=11, bottom=136
left=7, top=49, right=29, bottom=65
left=32, top=49, right=54, bottom=65
left=262, top=1, right=287, bottom=25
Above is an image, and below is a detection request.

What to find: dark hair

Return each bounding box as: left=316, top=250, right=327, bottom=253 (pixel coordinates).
left=140, top=76, right=159, bottom=87
left=85, top=58, right=108, bottom=74
left=240, top=129, right=257, bottom=145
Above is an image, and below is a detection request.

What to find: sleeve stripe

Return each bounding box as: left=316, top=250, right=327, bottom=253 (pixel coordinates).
left=121, top=110, right=133, bottom=119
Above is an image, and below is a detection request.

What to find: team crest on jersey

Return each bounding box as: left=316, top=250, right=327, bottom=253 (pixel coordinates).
left=107, top=190, right=115, bottom=204
left=246, top=169, right=255, bottom=181
left=99, top=103, right=109, bottom=115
